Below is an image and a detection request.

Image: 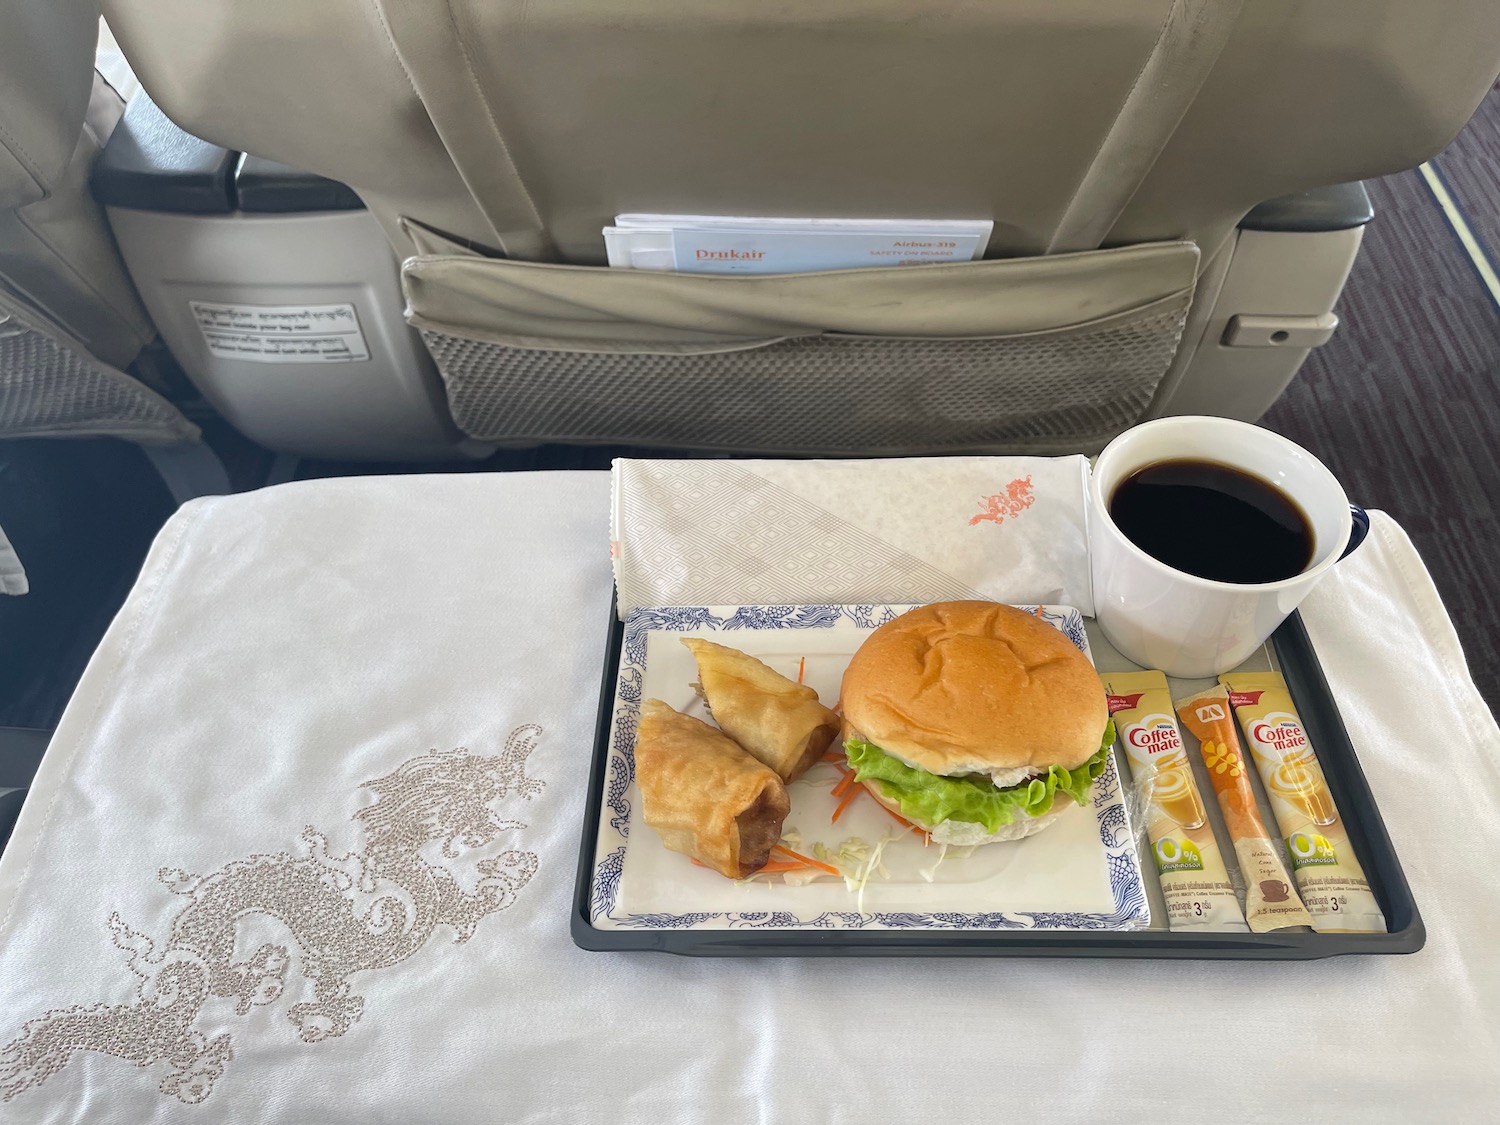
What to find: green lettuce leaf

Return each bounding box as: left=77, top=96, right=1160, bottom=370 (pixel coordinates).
left=845, top=726, right=1113, bottom=833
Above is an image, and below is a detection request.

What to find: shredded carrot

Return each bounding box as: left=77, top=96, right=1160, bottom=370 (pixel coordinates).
left=771, top=845, right=842, bottom=876
left=831, top=784, right=864, bottom=823
left=873, top=801, right=930, bottom=842
left=797, top=657, right=806, bottom=685
left=821, top=751, right=846, bottom=764
left=1033, top=605, right=1045, bottom=618
left=698, top=848, right=841, bottom=878
left=831, top=771, right=856, bottom=799
left=751, top=861, right=807, bottom=875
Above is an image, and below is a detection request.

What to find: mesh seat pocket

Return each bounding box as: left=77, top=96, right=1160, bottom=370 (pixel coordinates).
left=403, top=242, right=1199, bottom=454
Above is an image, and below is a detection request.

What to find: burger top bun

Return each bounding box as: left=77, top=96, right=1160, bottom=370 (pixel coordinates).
left=840, top=601, right=1107, bottom=778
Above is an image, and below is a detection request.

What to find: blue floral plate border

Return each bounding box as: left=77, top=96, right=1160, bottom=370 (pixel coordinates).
left=586, top=603, right=1149, bottom=933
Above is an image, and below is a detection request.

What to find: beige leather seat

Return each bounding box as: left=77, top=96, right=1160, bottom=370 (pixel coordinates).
left=0, top=2, right=153, bottom=372
left=98, top=0, right=1500, bottom=455
left=0, top=1, right=223, bottom=499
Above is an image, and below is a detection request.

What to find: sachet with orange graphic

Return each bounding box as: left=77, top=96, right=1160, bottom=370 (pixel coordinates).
left=1176, top=685, right=1313, bottom=933
left=1219, top=672, right=1386, bottom=934
left=1103, top=671, right=1245, bottom=932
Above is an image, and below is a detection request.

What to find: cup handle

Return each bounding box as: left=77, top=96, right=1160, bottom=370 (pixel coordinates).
left=1341, top=505, right=1371, bottom=560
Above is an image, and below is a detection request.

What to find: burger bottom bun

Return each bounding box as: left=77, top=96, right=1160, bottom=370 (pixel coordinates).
left=930, top=804, right=1075, bottom=845
left=862, top=780, right=1077, bottom=845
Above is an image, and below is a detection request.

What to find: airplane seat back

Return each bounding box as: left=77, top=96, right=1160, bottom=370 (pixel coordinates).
left=0, top=0, right=201, bottom=462
left=95, top=0, right=1500, bottom=455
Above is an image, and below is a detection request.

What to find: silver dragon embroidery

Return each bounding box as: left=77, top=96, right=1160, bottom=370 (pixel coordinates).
left=0, top=724, right=546, bottom=1105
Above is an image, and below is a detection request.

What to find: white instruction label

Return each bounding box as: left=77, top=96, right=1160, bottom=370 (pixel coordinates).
left=190, top=301, right=370, bottom=364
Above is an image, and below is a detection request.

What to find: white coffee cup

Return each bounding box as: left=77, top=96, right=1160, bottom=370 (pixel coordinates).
left=1088, top=417, right=1368, bottom=677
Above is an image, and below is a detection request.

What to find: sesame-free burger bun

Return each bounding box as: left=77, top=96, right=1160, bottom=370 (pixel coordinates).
left=840, top=601, right=1107, bottom=778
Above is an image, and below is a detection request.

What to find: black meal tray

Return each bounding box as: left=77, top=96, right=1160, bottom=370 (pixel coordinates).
left=571, top=599, right=1424, bottom=959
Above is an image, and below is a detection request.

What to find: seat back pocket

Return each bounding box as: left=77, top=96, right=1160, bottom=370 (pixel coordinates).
left=402, top=241, right=1199, bottom=454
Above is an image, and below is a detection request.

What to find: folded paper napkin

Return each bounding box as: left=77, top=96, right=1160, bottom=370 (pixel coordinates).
left=611, top=456, right=1094, bottom=618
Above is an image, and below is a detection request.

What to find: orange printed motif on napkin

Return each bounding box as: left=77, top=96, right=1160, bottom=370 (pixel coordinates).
left=969, top=476, right=1036, bottom=526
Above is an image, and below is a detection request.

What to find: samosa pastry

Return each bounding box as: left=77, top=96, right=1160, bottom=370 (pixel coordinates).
left=634, top=699, right=791, bottom=878
left=681, top=638, right=840, bottom=782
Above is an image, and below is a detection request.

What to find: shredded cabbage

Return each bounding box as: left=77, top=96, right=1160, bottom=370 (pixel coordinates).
left=811, top=835, right=898, bottom=904
left=848, top=832, right=897, bottom=911
left=916, top=842, right=977, bottom=883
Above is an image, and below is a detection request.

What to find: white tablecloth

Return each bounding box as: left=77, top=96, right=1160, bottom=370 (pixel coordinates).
left=0, top=472, right=1495, bottom=1124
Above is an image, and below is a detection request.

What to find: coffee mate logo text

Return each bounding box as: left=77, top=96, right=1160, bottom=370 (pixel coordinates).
left=1127, top=714, right=1183, bottom=758
left=1249, top=711, right=1308, bottom=754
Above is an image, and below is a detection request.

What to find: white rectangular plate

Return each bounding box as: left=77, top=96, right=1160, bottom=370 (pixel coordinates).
left=588, top=605, right=1149, bottom=932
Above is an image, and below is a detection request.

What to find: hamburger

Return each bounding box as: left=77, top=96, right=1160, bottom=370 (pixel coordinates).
left=840, top=601, right=1114, bottom=845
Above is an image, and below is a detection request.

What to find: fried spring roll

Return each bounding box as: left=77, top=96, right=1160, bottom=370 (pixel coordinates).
left=634, top=699, right=791, bottom=878
left=681, top=638, right=840, bottom=782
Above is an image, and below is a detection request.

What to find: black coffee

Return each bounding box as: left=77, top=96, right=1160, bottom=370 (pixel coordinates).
left=1108, top=460, right=1314, bottom=584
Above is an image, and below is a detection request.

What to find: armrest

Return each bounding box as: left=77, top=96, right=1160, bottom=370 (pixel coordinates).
left=234, top=155, right=364, bottom=213
left=90, top=90, right=237, bottom=213
left=1238, top=182, right=1374, bottom=234
left=89, top=94, right=366, bottom=216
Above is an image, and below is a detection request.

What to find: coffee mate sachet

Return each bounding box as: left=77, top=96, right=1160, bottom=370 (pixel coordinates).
left=1175, top=685, right=1313, bottom=933
left=1219, top=671, right=1386, bottom=934
left=1102, top=671, right=1246, bottom=932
